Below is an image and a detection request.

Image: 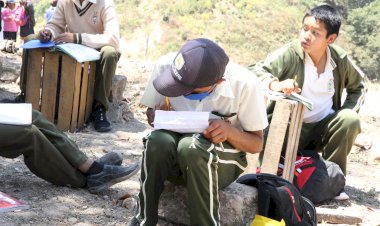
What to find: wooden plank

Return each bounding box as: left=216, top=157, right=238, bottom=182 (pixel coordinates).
left=25, top=49, right=43, bottom=110
left=85, top=62, right=96, bottom=122
left=261, top=99, right=292, bottom=175
left=57, top=54, right=76, bottom=131
left=40, top=51, right=59, bottom=123
left=78, top=62, right=90, bottom=128
left=243, top=153, right=259, bottom=174
left=282, top=101, right=304, bottom=181
left=316, top=207, right=363, bottom=224
left=69, top=62, right=83, bottom=132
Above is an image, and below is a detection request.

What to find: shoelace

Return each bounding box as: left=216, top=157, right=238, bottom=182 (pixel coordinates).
left=93, top=109, right=106, bottom=121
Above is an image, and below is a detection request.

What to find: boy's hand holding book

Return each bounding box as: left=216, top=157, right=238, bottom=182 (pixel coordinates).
left=269, top=78, right=302, bottom=95
left=53, top=32, right=74, bottom=44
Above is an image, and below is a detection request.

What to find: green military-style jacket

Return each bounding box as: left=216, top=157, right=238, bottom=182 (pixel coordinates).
left=249, top=39, right=367, bottom=116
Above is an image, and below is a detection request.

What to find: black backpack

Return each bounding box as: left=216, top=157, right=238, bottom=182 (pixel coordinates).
left=237, top=173, right=317, bottom=226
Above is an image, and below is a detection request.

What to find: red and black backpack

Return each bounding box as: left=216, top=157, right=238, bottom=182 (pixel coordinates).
left=237, top=173, right=317, bottom=226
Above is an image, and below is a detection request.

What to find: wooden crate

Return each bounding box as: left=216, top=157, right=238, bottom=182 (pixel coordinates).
left=244, top=98, right=304, bottom=182
left=24, top=48, right=96, bottom=132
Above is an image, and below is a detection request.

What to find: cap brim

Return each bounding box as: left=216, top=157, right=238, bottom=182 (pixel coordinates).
left=153, top=67, right=194, bottom=97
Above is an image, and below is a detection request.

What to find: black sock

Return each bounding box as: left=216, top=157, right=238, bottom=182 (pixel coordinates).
left=85, top=161, right=104, bottom=176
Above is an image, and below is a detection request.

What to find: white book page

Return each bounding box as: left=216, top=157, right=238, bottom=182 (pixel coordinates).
left=153, top=110, right=209, bottom=133
left=0, top=104, right=32, bottom=125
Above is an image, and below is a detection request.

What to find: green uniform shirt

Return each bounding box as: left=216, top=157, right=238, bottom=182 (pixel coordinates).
left=249, top=39, right=367, bottom=116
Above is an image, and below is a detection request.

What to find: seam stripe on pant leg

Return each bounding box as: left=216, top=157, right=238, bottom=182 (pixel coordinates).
left=218, top=159, right=246, bottom=171
left=206, top=144, right=219, bottom=226
left=138, top=133, right=151, bottom=225
left=207, top=152, right=218, bottom=226
left=215, top=146, right=240, bottom=153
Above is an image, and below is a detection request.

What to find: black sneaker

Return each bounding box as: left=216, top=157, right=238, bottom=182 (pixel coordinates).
left=96, top=152, right=123, bottom=166
left=14, top=93, right=26, bottom=103
left=87, top=162, right=140, bottom=193
left=91, top=106, right=112, bottom=132
left=0, top=93, right=25, bottom=103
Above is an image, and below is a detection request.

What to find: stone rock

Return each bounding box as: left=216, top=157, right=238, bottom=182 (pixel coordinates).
left=107, top=75, right=134, bottom=123
left=158, top=182, right=257, bottom=226
left=110, top=74, right=127, bottom=103
left=108, top=100, right=134, bottom=123
left=0, top=51, right=22, bottom=83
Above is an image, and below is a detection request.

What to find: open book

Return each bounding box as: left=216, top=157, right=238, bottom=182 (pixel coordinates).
left=266, top=91, right=314, bottom=111
left=153, top=110, right=209, bottom=133
left=0, top=103, right=32, bottom=125
left=0, top=192, right=30, bottom=213
left=21, top=40, right=101, bottom=63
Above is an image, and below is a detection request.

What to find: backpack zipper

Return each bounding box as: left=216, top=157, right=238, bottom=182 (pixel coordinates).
left=284, top=187, right=301, bottom=222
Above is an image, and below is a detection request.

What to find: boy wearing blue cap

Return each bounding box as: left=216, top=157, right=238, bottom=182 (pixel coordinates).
left=130, top=38, right=268, bottom=226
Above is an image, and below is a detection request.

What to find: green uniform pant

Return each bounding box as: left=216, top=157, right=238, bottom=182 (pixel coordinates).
left=298, top=109, right=361, bottom=175
left=260, top=109, right=360, bottom=175
left=0, top=110, right=87, bottom=187
left=136, top=130, right=247, bottom=226
left=20, top=35, right=120, bottom=110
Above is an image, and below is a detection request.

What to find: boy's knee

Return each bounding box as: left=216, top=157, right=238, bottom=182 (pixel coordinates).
left=338, top=109, right=361, bottom=131
left=177, top=136, right=210, bottom=165
left=144, top=131, right=177, bottom=159
left=100, top=46, right=119, bottom=61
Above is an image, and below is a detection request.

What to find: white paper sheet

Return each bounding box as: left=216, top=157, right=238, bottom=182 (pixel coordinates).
left=0, top=104, right=32, bottom=125
left=153, top=110, right=209, bottom=133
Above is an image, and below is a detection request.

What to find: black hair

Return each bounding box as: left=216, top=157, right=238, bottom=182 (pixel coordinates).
left=303, top=5, right=342, bottom=37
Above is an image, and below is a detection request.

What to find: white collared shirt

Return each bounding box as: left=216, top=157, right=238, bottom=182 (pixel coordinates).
left=302, top=48, right=336, bottom=123
left=140, top=52, right=268, bottom=132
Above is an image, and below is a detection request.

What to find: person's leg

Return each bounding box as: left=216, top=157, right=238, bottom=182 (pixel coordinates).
left=91, top=45, right=120, bottom=132
left=93, top=45, right=120, bottom=109
left=0, top=110, right=139, bottom=191
left=136, top=130, right=181, bottom=226
left=177, top=134, right=246, bottom=225
left=319, top=109, right=361, bottom=174
left=10, top=31, right=16, bottom=41
left=31, top=109, right=89, bottom=167
left=299, top=109, right=361, bottom=174
left=18, top=34, right=38, bottom=101
left=0, top=110, right=87, bottom=187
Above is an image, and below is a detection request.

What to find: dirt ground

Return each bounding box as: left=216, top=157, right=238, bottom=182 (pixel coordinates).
left=0, top=54, right=379, bottom=226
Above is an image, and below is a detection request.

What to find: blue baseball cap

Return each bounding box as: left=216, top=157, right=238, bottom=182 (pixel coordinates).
left=153, top=38, right=229, bottom=97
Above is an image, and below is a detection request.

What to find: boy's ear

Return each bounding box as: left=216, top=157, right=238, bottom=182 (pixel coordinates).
left=327, top=34, right=337, bottom=45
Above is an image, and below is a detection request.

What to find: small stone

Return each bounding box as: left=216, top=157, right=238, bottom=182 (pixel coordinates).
left=67, top=217, right=78, bottom=224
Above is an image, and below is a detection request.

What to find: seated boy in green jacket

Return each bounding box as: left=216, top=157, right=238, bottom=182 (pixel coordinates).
left=250, top=4, right=367, bottom=178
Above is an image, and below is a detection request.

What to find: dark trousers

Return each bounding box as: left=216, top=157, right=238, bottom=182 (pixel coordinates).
left=3, top=31, right=17, bottom=41
left=136, top=130, right=247, bottom=226
left=260, top=109, right=361, bottom=175
left=0, top=110, right=87, bottom=187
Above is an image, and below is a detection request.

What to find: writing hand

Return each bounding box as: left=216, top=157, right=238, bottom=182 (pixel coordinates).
left=38, top=29, right=52, bottom=43
left=203, top=120, right=231, bottom=144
